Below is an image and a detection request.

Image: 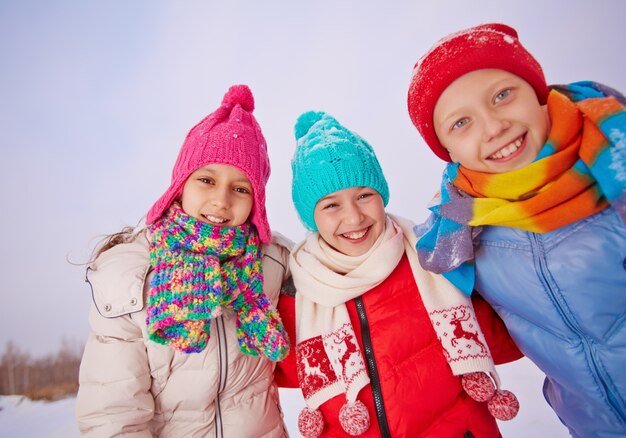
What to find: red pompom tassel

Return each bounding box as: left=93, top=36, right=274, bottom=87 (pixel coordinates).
left=298, top=407, right=324, bottom=438
left=461, top=372, right=496, bottom=402
left=488, top=389, right=520, bottom=421
left=339, top=400, right=370, bottom=436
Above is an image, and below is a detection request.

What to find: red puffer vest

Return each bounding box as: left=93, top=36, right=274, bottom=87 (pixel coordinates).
left=277, top=254, right=521, bottom=438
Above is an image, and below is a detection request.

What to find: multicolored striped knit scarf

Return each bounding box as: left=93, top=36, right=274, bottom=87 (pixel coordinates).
left=416, top=81, right=626, bottom=295
left=146, top=204, right=289, bottom=360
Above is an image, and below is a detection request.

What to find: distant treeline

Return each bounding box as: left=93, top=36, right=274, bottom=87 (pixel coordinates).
left=0, top=339, right=83, bottom=400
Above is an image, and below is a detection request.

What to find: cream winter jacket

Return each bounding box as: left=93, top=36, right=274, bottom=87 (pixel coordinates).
left=76, top=229, right=293, bottom=438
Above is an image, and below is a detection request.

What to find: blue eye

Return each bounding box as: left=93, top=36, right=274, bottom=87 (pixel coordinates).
left=495, top=88, right=511, bottom=102
left=452, top=118, right=469, bottom=130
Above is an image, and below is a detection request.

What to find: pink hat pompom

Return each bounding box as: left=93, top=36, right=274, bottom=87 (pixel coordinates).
left=222, top=84, right=255, bottom=112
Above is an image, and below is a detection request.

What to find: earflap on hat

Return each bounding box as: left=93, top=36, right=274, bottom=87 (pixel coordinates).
left=146, top=85, right=272, bottom=244
left=291, top=111, right=390, bottom=231
left=407, top=22, right=549, bottom=162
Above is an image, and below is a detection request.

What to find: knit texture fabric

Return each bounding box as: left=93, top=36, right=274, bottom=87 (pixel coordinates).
left=416, top=82, right=626, bottom=294
left=290, top=216, right=507, bottom=436
left=147, top=84, right=272, bottom=244
left=407, top=22, right=549, bottom=161
left=146, top=204, right=289, bottom=360
left=291, top=111, right=389, bottom=231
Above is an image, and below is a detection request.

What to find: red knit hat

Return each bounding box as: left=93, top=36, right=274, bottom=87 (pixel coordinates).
left=146, top=84, right=272, bottom=244
left=407, top=23, right=549, bottom=162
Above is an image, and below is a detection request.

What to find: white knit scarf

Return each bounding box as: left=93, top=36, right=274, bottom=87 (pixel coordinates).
left=289, top=215, right=498, bottom=411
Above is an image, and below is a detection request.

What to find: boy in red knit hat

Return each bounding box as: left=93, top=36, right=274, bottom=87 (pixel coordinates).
left=407, top=23, right=626, bottom=437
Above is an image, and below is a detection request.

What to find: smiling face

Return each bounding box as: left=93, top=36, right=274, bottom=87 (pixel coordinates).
left=313, top=186, right=386, bottom=257
left=433, top=69, right=550, bottom=173
left=180, top=163, right=254, bottom=227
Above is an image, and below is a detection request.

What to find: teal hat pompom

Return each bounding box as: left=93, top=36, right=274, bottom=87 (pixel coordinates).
left=294, top=110, right=325, bottom=140
left=291, top=111, right=389, bottom=231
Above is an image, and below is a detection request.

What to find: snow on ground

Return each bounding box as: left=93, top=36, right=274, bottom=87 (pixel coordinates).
left=0, top=395, right=79, bottom=437
left=0, top=358, right=569, bottom=437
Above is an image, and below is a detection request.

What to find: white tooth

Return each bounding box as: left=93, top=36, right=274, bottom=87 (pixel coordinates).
left=206, top=215, right=226, bottom=223
left=501, top=144, right=516, bottom=157
left=344, top=230, right=367, bottom=239
left=491, top=139, right=521, bottom=160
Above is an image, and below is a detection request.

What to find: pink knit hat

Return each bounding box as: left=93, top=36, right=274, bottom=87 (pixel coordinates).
left=407, top=23, right=549, bottom=162
left=146, top=84, right=272, bottom=244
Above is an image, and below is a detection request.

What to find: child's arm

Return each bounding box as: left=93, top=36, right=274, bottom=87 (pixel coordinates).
left=274, top=278, right=299, bottom=388
left=76, top=303, right=154, bottom=437
left=472, top=292, right=523, bottom=364
left=266, top=232, right=300, bottom=387
left=76, top=240, right=155, bottom=437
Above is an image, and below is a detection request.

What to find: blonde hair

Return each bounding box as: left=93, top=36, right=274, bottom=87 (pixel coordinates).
left=87, top=225, right=145, bottom=264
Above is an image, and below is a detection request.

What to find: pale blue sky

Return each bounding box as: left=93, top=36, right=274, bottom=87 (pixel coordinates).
left=2, top=1, right=625, bottom=356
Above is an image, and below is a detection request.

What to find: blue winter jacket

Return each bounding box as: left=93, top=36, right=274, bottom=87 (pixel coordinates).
left=474, top=206, right=626, bottom=438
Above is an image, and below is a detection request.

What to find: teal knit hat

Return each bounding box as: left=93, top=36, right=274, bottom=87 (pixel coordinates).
left=291, top=111, right=390, bottom=231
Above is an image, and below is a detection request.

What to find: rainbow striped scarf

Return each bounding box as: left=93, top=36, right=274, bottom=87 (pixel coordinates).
left=416, top=82, right=626, bottom=295
left=146, top=204, right=289, bottom=360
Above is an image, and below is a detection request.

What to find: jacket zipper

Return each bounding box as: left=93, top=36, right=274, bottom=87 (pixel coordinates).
left=215, top=316, right=229, bottom=438
left=529, top=233, right=626, bottom=423
left=355, top=297, right=391, bottom=438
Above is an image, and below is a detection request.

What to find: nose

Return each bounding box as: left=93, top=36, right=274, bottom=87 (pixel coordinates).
left=343, top=201, right=364, bottom=226
left=481, top=111, right=510, bottom=142
left=211, top=186, right=230, bottom=209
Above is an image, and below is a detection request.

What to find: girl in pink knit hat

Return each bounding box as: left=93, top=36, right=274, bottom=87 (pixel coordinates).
left=76, top=85, right=292, bottom=437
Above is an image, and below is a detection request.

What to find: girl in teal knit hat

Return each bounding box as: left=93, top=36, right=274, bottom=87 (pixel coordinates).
left=275, top=111, right=522, bottom=438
